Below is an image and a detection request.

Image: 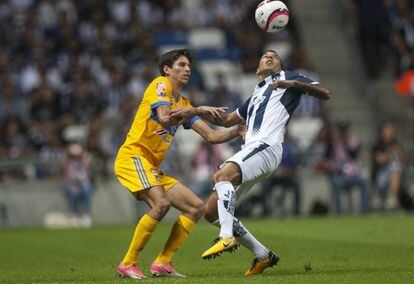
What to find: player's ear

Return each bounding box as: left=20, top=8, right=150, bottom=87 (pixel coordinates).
left=163, top=65, right=171, bottom=76
left=256, top=67, right=260, bottom=75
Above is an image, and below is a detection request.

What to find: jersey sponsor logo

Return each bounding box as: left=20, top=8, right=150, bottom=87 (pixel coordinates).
left=155, top=129, right=170, bottom=143
left=156, top=82, right=167, bottom=98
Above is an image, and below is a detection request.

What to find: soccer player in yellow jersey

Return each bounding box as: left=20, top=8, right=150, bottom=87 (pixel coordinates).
left=115, top=49, right=241, bottom=279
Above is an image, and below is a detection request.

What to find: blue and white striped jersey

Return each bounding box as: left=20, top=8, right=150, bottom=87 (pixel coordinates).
left=236, top=70, right=318, bottom=147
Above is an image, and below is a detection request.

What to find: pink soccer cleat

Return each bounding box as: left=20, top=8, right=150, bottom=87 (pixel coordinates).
left=150, top=262, right=186, bottom=277
left=117, top=263, right=146, bottom=279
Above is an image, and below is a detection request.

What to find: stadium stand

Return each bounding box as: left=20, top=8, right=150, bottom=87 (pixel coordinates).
left=0, top=0, right=412, bottom=227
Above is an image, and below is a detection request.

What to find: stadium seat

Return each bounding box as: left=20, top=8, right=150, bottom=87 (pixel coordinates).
left=240, top=73, right=260, bottom=100
left=198, top=60, right=242, bottom=91
left=195, top=48, right=237, bottom=61
left=157, top=44, right=188, bottom=56
left=188, top=28, right=226, bottom=50
left=154, top=31, right=188, bottom=48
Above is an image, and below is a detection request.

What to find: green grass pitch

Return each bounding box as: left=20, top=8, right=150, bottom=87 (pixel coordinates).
left=0, top=215, right=413, bottom=283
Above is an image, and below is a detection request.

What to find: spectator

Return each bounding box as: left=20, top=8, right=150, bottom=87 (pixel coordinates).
left=60, top=141, right=93, bottom=228
left=307, top=124, right=331, bottom=172
left=371, top=121, right=407, bottom=210
left=325, top=119, right=370, bottom=214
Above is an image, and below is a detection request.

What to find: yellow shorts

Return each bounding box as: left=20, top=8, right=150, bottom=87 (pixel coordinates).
left=114, top=156, right=178, bottom=193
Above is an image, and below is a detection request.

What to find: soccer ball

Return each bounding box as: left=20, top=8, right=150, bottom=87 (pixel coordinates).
left=255, top=0, right=289, bottom=33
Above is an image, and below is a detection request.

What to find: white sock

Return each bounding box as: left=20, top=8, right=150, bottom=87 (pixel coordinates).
left=211, top=218, right=269, bottom=260
left=215, top=181, right=236, bottom=239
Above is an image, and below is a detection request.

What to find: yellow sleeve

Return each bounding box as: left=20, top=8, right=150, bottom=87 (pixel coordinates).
left=147, top=77, right=173, bottom=110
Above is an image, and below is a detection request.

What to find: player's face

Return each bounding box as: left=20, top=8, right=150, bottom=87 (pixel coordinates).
left=166, top=55, right=191, bottom=87
left=257, top=51, right=282, bottom=75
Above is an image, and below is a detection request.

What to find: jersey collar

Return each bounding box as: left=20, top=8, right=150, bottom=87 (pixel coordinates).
left=257, top=71, right=281, bottom=88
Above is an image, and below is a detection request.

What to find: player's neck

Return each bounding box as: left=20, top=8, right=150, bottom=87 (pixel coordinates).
left=259, top=70, right=274, bottom=81
left=167, top=77, right=182, bottom=97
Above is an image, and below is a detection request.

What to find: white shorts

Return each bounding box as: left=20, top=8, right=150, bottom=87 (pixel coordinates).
left=221, top=141, right=282, bottom=198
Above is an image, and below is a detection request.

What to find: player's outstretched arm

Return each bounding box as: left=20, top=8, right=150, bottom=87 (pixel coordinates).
left=169, top=105, right=242, bottom=128
left=169, top=105, right=228, bottom=124
left=201, top=110, right=243, bottom=128
left=190, top=119, right=241, bottom=144
left=271, top=80, right=331, bottom=100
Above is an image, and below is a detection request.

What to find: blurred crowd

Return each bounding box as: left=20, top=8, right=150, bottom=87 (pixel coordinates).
left=0, top=0, right=412, bottom=218
left=345, top=0, right=414, bottom=79
left=0, top=0, right=308, bottom=177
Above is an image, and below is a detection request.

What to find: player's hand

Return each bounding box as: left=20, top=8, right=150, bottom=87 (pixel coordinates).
left=270, top=80, right=297, bottom=89
left=237, top=121, right=246, bottom=140
left=168, top=106, right=192, bottom=124
left=195, top=106, right=228, bottom=120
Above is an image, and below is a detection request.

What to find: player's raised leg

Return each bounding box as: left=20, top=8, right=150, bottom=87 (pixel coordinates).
left=117, top=186, right=170, bottom=279
left=202, top=162, right=241, bottom=259
left=150, top=182, right=204, bottom=277
left=204, top=192, right=279, bottom=275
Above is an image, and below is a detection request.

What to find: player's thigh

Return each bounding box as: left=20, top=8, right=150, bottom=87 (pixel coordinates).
left=167, top=182, right=204, bottom=216
left=134, top=185, right=170, bottom=208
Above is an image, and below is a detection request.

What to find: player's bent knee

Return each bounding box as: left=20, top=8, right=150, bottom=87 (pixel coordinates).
left=213, top=171, right=230, bottom=184
left=154, top=198, right=171, bottom=216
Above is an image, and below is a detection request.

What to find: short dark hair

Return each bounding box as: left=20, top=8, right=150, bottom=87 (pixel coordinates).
left=262, top=49, right=278, bottom=56
left=158, top=49, right=193, bottom=76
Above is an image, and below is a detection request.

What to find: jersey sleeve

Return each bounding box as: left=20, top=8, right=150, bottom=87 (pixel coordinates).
left=181, top=97, right=201, bottom=129
left=236, top=97, right=251, bottom=119
left=285, top=71, right=319, bottom=85
left=147, top=77, right=173, bottom=110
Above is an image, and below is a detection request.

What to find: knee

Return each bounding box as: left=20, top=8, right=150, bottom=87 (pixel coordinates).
left=154, top=198, right=171, bottom=217
left=213, top=171, right=230, bottom=184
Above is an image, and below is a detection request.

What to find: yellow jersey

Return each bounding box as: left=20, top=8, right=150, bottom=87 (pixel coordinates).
left=117, top=76, right=199, bottom=167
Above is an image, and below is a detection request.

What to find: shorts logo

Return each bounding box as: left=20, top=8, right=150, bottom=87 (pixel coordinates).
left=150, top=168, right=161, bottom=182
left=156, top=82, right=167, bottom=98
left=155, top=129, right=170, bottom=143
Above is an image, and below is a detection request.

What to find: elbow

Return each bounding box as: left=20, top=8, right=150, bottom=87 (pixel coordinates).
left=322, top=88, right=331, bottom=100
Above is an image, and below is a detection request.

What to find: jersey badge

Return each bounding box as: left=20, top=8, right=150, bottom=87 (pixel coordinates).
left=156, top=82, right=167, bottom=98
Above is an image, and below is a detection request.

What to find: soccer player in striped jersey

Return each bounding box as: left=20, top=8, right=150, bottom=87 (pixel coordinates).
left=114, top=49, right=243, bottom=279
left=172, top=50, right=330, bottom=276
